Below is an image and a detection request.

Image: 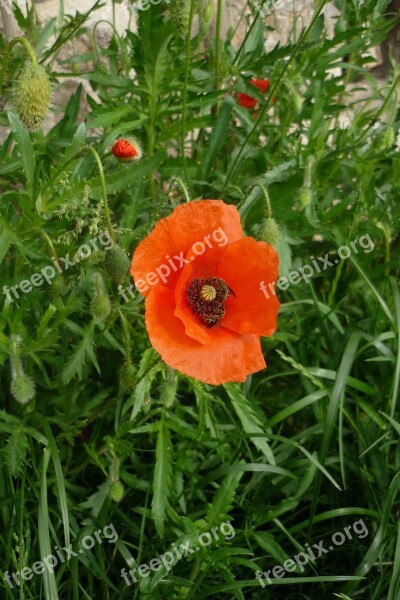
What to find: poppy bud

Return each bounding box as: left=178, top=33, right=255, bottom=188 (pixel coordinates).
left=111, top=138, right=142, bottom=162
left=104, top=245, right=130, bottom=285
left=377, top=127, right=395, bottom=151
left=109, top=481, right=124, bottom=503
left=335, top=17, right=347, bottom=34
left=11, top=374, right=36, bottom=404
left=298, top=188, right=312, bottom=208
left=291, top=92, right=303, bottom=114
left=259, top=217, right=279, bottom=247
left=168, top=0, right=194, bottom=36
left=90, top=293, right=111, bottom=322
left=201, top=0, right=213, bottom=24
left=13, top=63, right=52, bottom=131
left=119, top=362, right=136, bottom=391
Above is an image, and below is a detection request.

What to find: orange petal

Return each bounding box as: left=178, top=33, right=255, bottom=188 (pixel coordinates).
left=145, top=285, right=266, bottom=385
left=131, top=200, right=243, bottom=297
left=216, top=237, right=280, bottom=336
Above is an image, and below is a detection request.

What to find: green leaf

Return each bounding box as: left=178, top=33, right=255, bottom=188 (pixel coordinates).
left=38, top=448, right=59, bottom=600
left=206, top=468, right=244, bottom=525
left=224, top=383, right=275, bottom=465
left=2, top=429, right=29, bottom=477
left=152, top=417, right=173, bottom=537
left=200, top=96, right=235, bottom=180
left=8, top=111, right=35, bottom=194
left=253, top=531, right=294, bottom=567
left=62, top=322, right=100, bottom=383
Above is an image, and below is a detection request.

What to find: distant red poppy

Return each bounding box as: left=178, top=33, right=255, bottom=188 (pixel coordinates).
left=237, top=78, right=270, bottom=109
left=112, top=138, right=142, bottom=162
left=131, top=200, right=280, bottom=385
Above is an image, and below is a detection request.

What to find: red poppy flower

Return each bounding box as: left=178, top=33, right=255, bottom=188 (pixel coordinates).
left=112, top=138, right=142, bottom=162
left=131, top=200, right=280, bottom=385
left=237, top=78, right=270, bottom=109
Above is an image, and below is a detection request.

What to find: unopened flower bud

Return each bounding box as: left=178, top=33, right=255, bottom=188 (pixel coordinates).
left=104, top=245, right=130, bottom=285
left=11, top=374, right=36, bottom=404
left=109, top=481, right=124, bottom=503
left=377, top=127, right=395, bottom=151
left=168, top=0, right=194, bottom=36
left=291, top=92, right=303, bottom=114
left=201, top=0, right=213, bottom=24
left=13, top=63, right=52, bottom=131
left=111, top=138, right=142, bottom=162
left=259, top=217, right=279, bottom=247
left=90, top=294, right=111, bottom=322
left=298, top=188, right=312, bottom=208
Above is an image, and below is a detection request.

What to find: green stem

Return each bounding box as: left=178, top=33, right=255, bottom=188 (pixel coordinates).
left=168, top=177, right=191, bottom=203
left=251, top=183, right=272, bottom=218
left=38, top=228, right=57, bottom=259
left=189, top=557, right=201, bottom=582
left=232, top=0, right=264, bottom=67
left=94, top=272, right=104, bottom=296
left=117, top=306, right=132, bottom=365
left=0, top=36, right=38, bottom=96
left=181, top=0, right=197, bottom=184
left=146, top=104, right=157, bottom=201
left=10, top=36, right=38, bottom=64
left=91, top=20, right=129, bottom=73
left=305, top=155, right=315, bottom=188
left=214, top=0, right=223, bottom=90
left=84, top=145, right=116, bottom=242
left=11, top=336, right=22, bottom=378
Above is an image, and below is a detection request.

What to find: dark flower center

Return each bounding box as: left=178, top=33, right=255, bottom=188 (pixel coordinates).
left=186, top=277, right=235, bottom=328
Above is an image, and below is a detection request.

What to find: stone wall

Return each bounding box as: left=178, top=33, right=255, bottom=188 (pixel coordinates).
left=1, top=0, right=338, bottom=47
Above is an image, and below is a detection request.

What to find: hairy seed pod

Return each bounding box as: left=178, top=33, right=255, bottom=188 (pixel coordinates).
left=104, top=245, right=130, bottom=285
left=168, top=0, right=195, bottom=36
left=291, top=92, right=303, bottom=114
left=109, top=481, right=124, bottom=503
left=201, top=0, right=213, bottom=24
left=11, top=374, right=36, bottom=404
left=298, top=188, right=312, bottom=208
left=90, top=293, right=111, bottom=322
left=13, top=63, right=52, bottom=131
left=377, top=127, right=395, bottom=151
left=259, top=218, right=279, bottom=247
